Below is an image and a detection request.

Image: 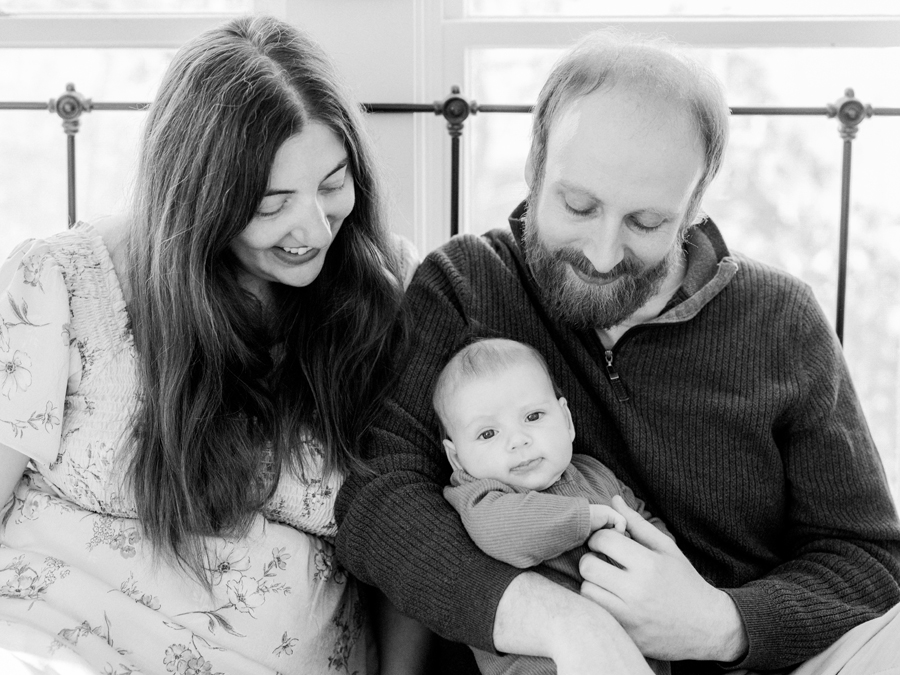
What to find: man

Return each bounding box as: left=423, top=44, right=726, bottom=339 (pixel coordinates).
left=336, top=29, right=900, bottom=674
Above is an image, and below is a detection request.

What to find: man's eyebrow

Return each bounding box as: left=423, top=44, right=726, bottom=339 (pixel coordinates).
left=262, top=158, right=349, bottom=197
left=556, top=180, right=598, bottom=200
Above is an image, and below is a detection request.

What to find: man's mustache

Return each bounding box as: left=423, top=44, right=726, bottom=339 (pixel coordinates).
left=552, top=247, right=642, bottom=281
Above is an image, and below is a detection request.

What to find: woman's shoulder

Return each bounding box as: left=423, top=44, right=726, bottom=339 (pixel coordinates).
left=1, top=219, right=131, bottom=338
left=3, top=220, right=119, bottom=278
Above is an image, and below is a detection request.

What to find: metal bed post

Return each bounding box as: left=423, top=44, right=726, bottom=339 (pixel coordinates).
left=48, top=83, right=92, bottom=227
left=435, top=86, right=473, bottom=237
left=8, top=85, right=899, bottom=346
left=827, top=88, right=872, bottom=345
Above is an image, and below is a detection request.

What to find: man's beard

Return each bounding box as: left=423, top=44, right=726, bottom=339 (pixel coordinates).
left=523, top=213, right=684, bottom=331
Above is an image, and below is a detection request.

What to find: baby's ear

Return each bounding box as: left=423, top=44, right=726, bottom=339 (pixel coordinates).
left=443, top=439, right=465, bottom=472
left=558, top=397, right=576, bottom=442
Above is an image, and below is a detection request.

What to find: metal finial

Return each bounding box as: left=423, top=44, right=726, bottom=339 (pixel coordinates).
left=827, top=88, right=873, bottom=141
left=48, top=83, right=93, bottom=136
left=435, top=86, right=475, bottom=138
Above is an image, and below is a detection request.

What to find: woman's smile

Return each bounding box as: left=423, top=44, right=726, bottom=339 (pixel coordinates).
left=270, top=245, right=319, bottom=265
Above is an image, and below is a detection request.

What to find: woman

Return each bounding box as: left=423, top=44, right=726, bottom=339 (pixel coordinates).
left=0, top=14, right=411, bottom=674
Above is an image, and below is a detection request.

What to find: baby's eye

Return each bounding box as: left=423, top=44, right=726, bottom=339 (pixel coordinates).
left=478, top=429, right=497, bottom=440
left=525, top=411, right=544, bottom=422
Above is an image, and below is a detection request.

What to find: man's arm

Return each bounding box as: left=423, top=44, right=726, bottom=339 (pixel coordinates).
left=718, top=292, right=900, bottom=669
left=580, top=287, right=900, bottom=669
left=494, top=572, right=654, bottom=674
left=444, top=478, right=593, bottom=568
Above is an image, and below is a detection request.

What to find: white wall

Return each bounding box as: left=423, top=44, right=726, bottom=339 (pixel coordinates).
left=285, top=0, right=449, bottom=253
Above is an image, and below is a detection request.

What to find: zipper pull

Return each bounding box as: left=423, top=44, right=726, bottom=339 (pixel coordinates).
left=604, top=350, right=630, bottom=402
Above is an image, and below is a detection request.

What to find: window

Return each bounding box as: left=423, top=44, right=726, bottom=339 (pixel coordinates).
left=1, top=1, right=898, bottom=500
left=0, top=0, right=276, bottom=257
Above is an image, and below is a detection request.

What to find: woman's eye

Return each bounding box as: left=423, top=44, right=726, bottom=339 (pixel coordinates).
left=256, top=207, right=282, bottom=218
left=255, top=198, right=287, bottom=218
left=319, top=180, right=345, bottom=194
left=478, top=429, right=497, bottom=440
left=525, top=411, right=544, bottom=422
left=320, top=168, right=350, bottom=194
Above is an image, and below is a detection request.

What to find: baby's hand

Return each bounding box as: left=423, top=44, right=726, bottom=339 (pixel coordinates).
left=589, top=504, right=627, bottom=534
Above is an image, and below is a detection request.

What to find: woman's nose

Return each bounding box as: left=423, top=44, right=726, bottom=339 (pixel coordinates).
left=290, top=197, right=333, bottom=249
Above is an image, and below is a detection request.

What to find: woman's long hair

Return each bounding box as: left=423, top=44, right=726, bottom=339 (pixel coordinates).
left=125, top=15, right=405, bottom=584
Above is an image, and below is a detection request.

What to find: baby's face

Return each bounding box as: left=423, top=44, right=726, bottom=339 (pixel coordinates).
left=442, top=360, right=575, bottom=491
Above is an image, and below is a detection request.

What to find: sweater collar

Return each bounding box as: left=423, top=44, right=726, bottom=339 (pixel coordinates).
left=507, top=200, right=739, bottom=324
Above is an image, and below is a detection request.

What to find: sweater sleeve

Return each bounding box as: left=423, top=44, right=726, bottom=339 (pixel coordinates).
left=723, top=287, right=900, bottom=670
left=334, top=238, right=522, bottom=651
left=444, top=478, right=592, bottom=568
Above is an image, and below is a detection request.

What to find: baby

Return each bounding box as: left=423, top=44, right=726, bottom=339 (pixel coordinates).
left=434, top=337, right=670, bottom=675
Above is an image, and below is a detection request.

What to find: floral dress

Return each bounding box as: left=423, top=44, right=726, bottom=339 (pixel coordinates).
left=0, top=224, right=373, bottom=675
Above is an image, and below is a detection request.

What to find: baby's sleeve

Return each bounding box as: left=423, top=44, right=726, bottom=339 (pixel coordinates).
left=0, top=239, right=73, bottom=465
left=445, top=478, right=592, bottom=568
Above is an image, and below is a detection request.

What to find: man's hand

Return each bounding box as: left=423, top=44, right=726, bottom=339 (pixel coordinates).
left=589, top=503, right=627, bottom=533
left=580, top=495, right=749, bottom=662
left=494, top=572, right=654, bottom=675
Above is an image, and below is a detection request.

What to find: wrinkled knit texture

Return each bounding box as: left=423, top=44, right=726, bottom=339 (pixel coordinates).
left=335, top=204, right=900, bottom=674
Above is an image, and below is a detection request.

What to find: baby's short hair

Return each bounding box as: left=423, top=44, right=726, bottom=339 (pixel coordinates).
left=432, top=338, right=557, bottom=437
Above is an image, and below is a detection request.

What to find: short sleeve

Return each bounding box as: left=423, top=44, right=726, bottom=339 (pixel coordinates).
left=0, top=239, right=71, bottom=465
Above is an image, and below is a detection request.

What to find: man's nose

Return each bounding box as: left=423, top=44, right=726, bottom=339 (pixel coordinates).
left=582, top=217, right=625, bottom=274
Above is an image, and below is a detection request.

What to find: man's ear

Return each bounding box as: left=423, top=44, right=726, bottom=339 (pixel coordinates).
left=558, top=397, right=576, bottom=442
left=443, top=439, right=465, bottom=472
left=524, top=146, right=536, bottom=189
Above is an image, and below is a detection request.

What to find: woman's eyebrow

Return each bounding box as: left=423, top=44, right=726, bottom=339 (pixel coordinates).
left=323, top=157, right=349, bottom=180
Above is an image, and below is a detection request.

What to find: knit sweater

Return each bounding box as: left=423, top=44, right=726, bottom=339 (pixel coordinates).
left=335, top=202, right=900, bottom=673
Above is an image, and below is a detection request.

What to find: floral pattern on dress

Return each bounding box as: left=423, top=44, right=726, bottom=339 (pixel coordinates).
left=0, top=226, right=372, bottom=674
left=0, top=554, right=69, bottom=605
left=0, top=399, right=60, bottom=439
left=328, top=584, right=364, bottom=674
left=313, top=541, right=347, bottom=585
left=1, top=350, right=33, bottom=398
left=163, top=643, right=223, bottom=675
left=179, top=544, right=293, bottom=637
left=21, top=252, right=47, bottom=290
left=118, top=573, right=161, bottom=611
left=56, top=615, right=141, bottom=675
left=88, top=515, right=142, bottom=559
